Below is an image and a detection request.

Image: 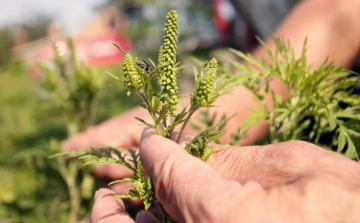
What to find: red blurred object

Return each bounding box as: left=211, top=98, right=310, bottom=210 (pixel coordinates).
left=35, top=32, right=132, bottom=66
left=212, top=0, right=230, bottom=43
left=28, top=32, right=132, bottom=78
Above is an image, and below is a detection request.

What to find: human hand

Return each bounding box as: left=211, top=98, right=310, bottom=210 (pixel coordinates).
left=139, top=128, right=360, bottom=222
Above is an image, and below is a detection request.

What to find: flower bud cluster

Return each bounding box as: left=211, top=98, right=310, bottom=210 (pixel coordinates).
left=133, top=180, right=145, bottom=198
left=160, top=10, right=179, bottom=111
left=157, top=45, right=164, bottom=75
left=209, top=58, right=218, bottom=71
left=194, top=58, right=218, bottom=106
left=123, top=54, right=143, bottom=95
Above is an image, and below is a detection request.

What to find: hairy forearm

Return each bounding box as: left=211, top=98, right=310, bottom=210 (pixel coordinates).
left=190, top=0, right=360, bottom=145
left=255, top=0, right=360, bottom=68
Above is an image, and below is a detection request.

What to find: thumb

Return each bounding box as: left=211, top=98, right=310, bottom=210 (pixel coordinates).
left=139, top=128, right=244, bottom=223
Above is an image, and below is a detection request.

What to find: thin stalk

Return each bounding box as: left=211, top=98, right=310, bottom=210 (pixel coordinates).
left=56, top=158, right=80, bottom=223
left=67, top=178, right=80, bottom=223
left=83, top=94, right=96, bottom=130
left=138, top=92, right=152, bottom=113
left=162, top=118, right=167, bottom=128
left=138, top=92, right=166, bottom=135
left=176, top=105, right=198, bottom=143
left=154, top=201, right=167, bottom=223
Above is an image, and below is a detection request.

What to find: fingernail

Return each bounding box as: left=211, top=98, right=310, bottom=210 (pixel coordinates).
left=94, top=190, right=99, bottom=200
left=135, top=210, right=144, bottom=223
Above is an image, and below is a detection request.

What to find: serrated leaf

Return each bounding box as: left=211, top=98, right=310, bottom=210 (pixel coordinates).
left=189, top=117, right=231, bottom=146
left=240, top=108, right=265, bottom=135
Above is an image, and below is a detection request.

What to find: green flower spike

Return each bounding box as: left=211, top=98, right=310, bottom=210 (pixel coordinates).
left=194, top=58, right=217, bottom=107
left=123, top=54, right=143, bottom=95
left=157, top=45, right=164, bottom=76
left=160, top=10, right=179, bottom=112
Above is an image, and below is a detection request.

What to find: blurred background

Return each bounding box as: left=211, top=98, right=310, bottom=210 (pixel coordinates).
left=2, top=0, right=359, bottom=222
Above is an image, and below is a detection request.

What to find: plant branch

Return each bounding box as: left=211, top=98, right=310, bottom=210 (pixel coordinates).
left=176, top=105, right=199, bottom=143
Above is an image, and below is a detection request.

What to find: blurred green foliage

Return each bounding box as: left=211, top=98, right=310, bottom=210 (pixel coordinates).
left=0, top=1, right=219, bottom=222
left=0, top=59, right=140, bottom=222
left=0, top=28, right=12, bottom=67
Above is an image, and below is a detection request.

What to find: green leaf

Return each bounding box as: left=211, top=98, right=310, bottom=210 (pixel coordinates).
left=193, top=66, right=199, bottom=78
left=148, top=58, right=156, bottom=68
left=146, top=83, right=154, bottom=102
left=209, top=130, right=225, bottom=141
left=151, top=96, right=161, bottom=115
left=337, top=126, right=347, bottom=152
left=273, top=108, right=290, bottom=127
left=345, top=138, right=357, bottom=160
left=134, top=117, right=155, bottom=129
left=113, top=43, right=127, bottom=55
left=156, top=107, right=168, bottom=125
left=139, top=104, right=148, bottom=110
left=240, top=108, right=265, bottom=135
left=113, top=194, right=135, bottom=199
left=189, top=117, right=231, bottom=147
left=48, top=152, right=69, bottom=159
left=107, top=72, right=125, bottom=86
left=144, top=200, right=152, bottom=210
left=108, top=178, right=132, bottom=185
left=328, top=110, right=337, bottom=130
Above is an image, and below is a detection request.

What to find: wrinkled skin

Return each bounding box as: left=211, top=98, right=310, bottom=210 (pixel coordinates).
left=91, top=128, right=360, bottom=223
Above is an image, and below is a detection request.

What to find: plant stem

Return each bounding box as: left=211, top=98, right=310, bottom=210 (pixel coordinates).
left=154, top=201, right=167, bottom=223
left=176, top=105, right=198, bottom=143
left=67, top=177, right=80, bottom=223
left=56, top=158, right=80, bottom=223
left=138, top=92, right=151, bottom=113
left=138, top=91, right=166, bottom=135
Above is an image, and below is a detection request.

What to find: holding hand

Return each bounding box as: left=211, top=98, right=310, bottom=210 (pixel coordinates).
left=91, top=128, right=360, bottom=222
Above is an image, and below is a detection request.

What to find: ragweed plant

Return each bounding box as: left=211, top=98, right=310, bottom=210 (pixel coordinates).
left=41, top=38, right=102, bottom=223
left=54, top=10, right=240, bottom=222
left=229, top=36, right=360, bottom=160
left=51, top=10, right=360, bottom=222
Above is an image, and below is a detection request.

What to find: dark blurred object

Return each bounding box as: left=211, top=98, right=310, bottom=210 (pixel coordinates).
left=231, top=0, right=298, bottom=38
left=100, top=0, right=297, bottom=54
left=21, top=15, right=52, bottom=42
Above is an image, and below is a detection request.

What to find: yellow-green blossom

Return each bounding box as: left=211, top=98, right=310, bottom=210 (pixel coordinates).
left=122, top=54, right=143, bottom=95
left=160, top=10, right=179, bottom=111
left=194, top=58, right=217, bottom=106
